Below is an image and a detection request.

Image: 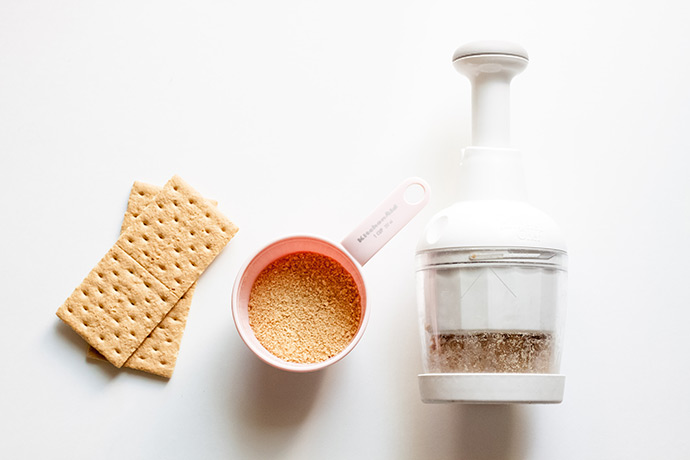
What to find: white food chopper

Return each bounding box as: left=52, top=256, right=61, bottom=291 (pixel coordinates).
left=416, top=41, right=568, bottom=404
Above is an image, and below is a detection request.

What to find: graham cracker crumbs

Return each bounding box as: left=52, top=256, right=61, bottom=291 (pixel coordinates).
left=427, top=331, right=554, bottom=373
left=248, top=252, right=361, bottom=364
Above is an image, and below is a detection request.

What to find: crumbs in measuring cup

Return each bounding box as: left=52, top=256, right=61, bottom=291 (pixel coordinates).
left=248, top=251, right=361, bottom=364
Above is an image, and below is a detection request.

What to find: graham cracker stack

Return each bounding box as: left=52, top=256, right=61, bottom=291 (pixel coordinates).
left=57, top=176, right=238, bottom=376
left=86, top=181, right=213, bottom=377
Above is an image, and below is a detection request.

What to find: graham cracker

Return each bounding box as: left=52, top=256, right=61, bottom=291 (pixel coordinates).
left=120, top=181, right=163, bottom=233
left=57, top=245, right=172, bottom=367
left=86, top=181, right=203, bottom=378
left=57, top=175, right=238, bottom=368
left=124, top=283, right=195, bottom=376
left=87, top=284, right=195, bottom=378
left=116, top=175, right=238, bottom=298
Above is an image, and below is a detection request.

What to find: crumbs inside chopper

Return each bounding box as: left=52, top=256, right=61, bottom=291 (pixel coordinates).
left=416, top=42, right=568, bottom=404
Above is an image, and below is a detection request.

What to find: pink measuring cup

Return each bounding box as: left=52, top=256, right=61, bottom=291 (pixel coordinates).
left=232, top=177, right=430, bottom=372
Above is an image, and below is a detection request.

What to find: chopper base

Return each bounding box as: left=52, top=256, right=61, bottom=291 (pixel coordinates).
left=418, top=373, right=565, bottom=404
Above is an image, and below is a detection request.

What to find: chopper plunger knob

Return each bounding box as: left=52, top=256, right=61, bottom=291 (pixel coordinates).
left=452, top=41, right=529, bottom=148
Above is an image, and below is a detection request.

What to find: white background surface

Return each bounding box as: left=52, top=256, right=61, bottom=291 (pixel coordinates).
left=2, top=1, right=689, bottom=459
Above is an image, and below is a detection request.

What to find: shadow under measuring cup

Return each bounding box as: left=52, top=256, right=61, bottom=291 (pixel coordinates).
left=232, top=177, right=430, bottom=372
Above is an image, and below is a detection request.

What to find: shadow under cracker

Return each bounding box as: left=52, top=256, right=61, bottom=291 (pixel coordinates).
left=54, top=320, right=168, bottom=383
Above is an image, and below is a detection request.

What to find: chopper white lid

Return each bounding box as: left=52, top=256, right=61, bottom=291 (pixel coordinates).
left=417, top=40, right=567, bottom=254
left=417, top=199, right=567, bottom=252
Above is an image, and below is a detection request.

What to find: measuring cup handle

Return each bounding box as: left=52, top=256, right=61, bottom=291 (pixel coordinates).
left=341, top=177, right=430, bottom=266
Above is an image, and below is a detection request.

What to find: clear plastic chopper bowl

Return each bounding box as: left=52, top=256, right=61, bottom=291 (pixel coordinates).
left=416, top=247, right=567, bottom=376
